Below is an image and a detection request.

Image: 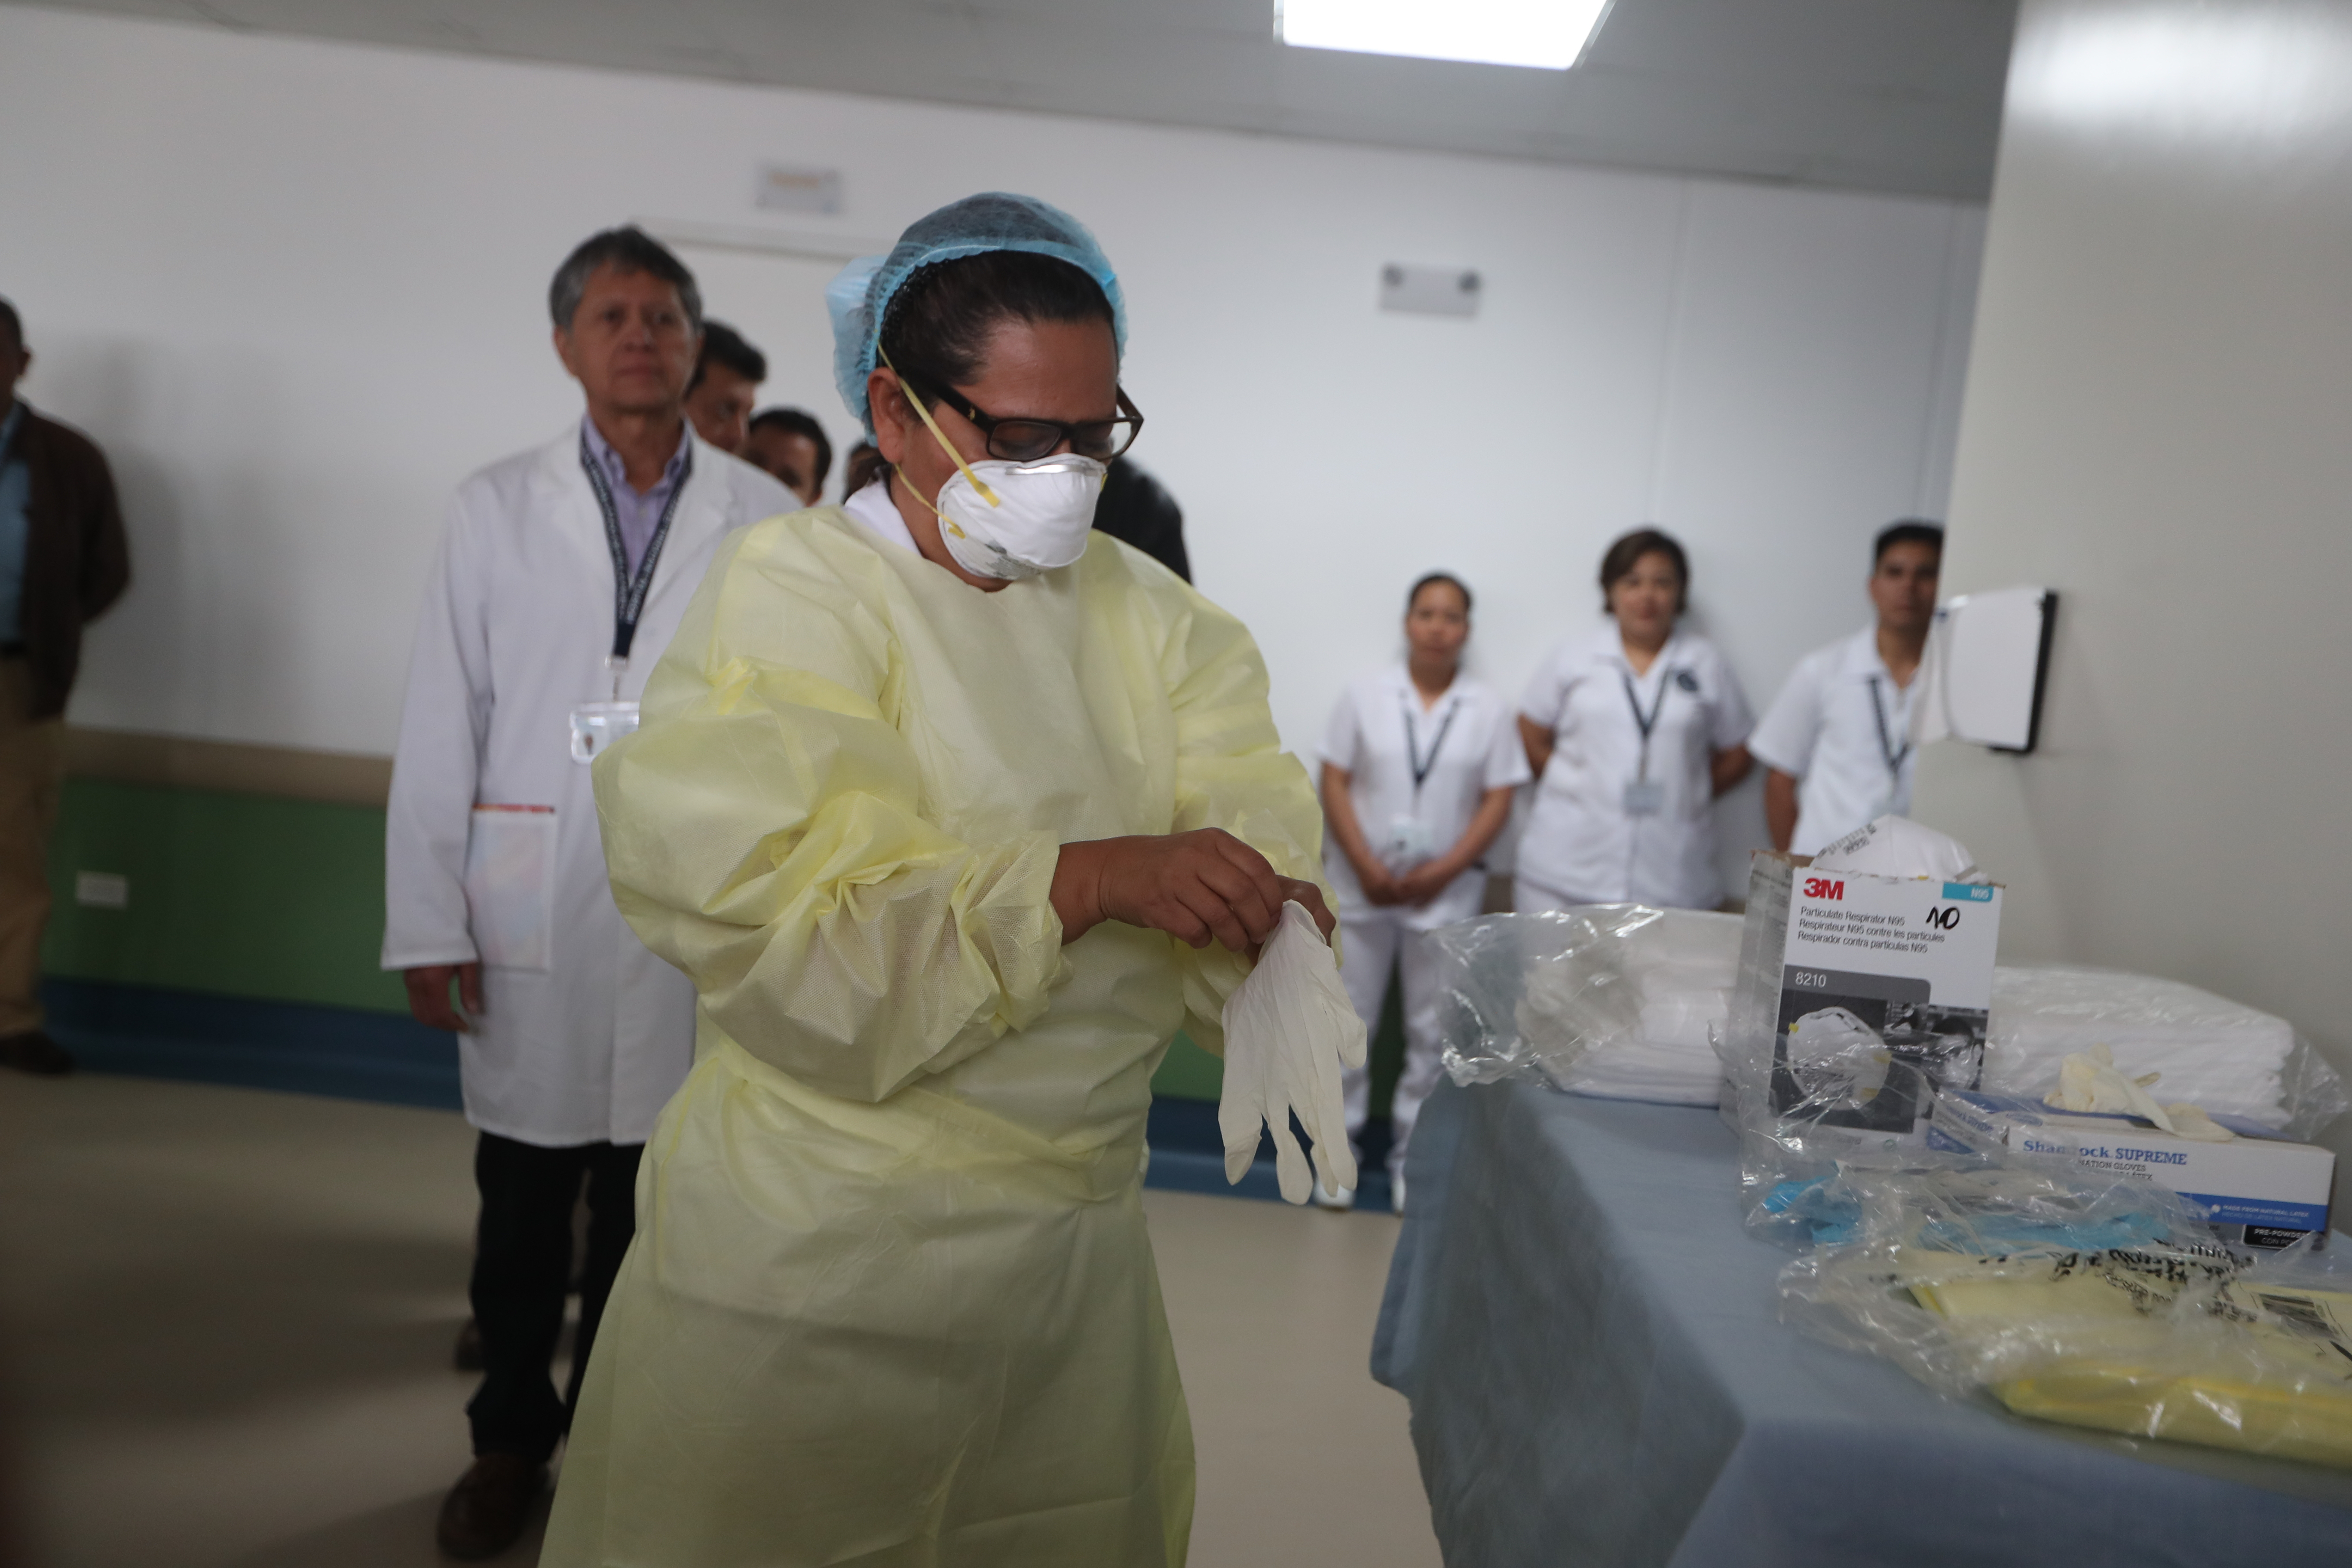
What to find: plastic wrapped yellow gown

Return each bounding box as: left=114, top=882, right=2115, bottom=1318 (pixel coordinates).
left=539, top=507, right=1326, bottom=1568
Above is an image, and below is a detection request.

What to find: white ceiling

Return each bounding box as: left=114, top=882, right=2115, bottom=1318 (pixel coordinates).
left=18, top=0, right=2016, bottom=198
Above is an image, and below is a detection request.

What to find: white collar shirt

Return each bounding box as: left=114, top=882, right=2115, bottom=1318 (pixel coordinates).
left=1514, top=626, right=1753, bottom=910
left=844, top=478, right=921, bottom=554
left=1319, top=667, right=1531, bottom=928
left=1748, top=625, right=1917, bottom=856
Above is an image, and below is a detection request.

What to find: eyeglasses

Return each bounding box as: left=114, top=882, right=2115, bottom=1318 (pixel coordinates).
left=900, top=372, right=1145, bottom=463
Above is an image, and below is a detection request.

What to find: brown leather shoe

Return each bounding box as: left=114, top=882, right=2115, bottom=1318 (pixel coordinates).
left=435, top=1453, right=545, bottom=1560
left=0, top=1031, right=74, bottom=1077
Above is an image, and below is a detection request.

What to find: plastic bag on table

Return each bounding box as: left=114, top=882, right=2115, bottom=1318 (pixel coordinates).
left=1982, top=964, right=2349, bottom=1140
left=1431, top=906, right=1739, bottom=1098
left=1779, top=1157, right=2352, bottom=1468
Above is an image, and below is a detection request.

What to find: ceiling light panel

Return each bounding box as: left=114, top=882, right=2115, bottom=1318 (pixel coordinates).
left=1277, top=0, right=1614, bottom=71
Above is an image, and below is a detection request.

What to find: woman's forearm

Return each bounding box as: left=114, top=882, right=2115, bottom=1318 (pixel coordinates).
left=1434, top=787, right=1515, bottom=879
left=1319, top=764, right=1386, bottom=882
left=1517, top=714, right=1555, bottom=780
left=1764, top=768, right=1801, bottom=851
left=1711, top=743, right=1754, bottom=799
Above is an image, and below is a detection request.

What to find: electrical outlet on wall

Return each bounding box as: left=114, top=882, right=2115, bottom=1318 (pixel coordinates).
left=74, top=871, right=129, bottom=910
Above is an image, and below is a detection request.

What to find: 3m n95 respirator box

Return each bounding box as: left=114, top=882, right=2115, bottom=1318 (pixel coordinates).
left=1930, top=1090, right=2335, bottom=1250
left=1737, top=851, right=2003, bottom=1140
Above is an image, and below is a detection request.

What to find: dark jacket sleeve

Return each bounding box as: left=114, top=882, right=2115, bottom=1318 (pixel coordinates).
left=19, top=412, right=132, bottom=717
left=1090, top=459, right=1190, bottom=583
left=71, top=431, right=130, bottom=621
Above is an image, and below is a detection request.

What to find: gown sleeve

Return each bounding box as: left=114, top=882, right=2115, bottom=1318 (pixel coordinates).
left=1149, top=577, right=1333, bottom=1057
left=591, top=521, right=1069, bottom=1103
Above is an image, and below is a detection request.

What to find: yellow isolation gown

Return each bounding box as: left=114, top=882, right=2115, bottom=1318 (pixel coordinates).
left=539, top=508, right=1328, bottom=1568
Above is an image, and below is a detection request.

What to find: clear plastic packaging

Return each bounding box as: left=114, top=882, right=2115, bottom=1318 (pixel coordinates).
left=1779, top=1158, right=2352, bottom=1468
left=1718, top=856, right=2349, bottom=1234
left=1433, top=906, right=1740, bottom=1105
left=1720, top=854, right=1979, bottom=1231
left=1982, top=965, right=2349, bottom=1140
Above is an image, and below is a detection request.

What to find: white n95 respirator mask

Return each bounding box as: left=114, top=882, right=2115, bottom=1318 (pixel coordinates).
left=926, top=452, right=1105, bottom=581
left=885, top=349, right=1109, bottom=581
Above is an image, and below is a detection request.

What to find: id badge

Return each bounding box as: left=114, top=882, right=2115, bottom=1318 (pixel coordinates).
left=1622, top=779, right=1666, bottom=818
left=569, top=701, right=640, bottom=764
left=1379, top=813, right=1439, bottom=870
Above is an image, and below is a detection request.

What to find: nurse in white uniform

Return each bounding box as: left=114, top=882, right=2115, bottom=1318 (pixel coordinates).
left=1750, top=521, right=1941, bottom=854
left=1318, top=574, right=1528, bottom=1207
left=1514, top=529, right=1753, bottom=913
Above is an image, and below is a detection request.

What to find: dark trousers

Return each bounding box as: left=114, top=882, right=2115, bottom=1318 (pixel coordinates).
left=466, top=1131, right=641, bottom=1461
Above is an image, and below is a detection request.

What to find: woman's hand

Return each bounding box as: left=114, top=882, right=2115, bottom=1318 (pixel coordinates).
left=1054, top=832, right=1334, bottom=953
left=1394, top=861, right=1461, bottom=908
left=1273, top=876, right=1338, bottom=941
left=1354, top=860, right=1404, bottom=907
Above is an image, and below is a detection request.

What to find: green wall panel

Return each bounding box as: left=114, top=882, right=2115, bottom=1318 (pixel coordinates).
left=43, top=778, right=1390, bottom=1104
left=1151, top=1033, right=1223, bottom=1101
left=44, top=779, right=406, bottom=1014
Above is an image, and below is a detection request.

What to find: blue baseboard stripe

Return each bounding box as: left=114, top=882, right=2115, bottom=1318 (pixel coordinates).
left=40, top=979, right=1389, bottom=1210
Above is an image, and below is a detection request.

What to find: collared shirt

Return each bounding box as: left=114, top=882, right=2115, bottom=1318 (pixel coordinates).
left=1515, top=625, right=1753, bottom=910
left=0, top=401, right=29, bottom=643
left=1749, top=625, right=1919, bottom=856
left=581, top=417, right=692, bottom=576
left=844, top=477, right=920, bottom=555
left=1319, top=666, right=1531, bottom=928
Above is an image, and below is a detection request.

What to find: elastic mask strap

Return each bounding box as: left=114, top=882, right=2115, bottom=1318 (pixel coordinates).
left=888, top=459, right=964, bottom=538
left=878, top=346, right=1001, bottom=509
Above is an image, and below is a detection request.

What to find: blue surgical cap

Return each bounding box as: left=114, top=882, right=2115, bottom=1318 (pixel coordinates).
left=828, top=192, right=1127, bottom=432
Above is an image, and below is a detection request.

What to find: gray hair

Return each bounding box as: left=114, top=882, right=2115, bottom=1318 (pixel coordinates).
left=548, top=226, right=702, bottom=333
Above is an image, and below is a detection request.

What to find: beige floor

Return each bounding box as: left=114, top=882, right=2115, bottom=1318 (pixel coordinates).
left=0, top=1074, right=1438, bottom=1568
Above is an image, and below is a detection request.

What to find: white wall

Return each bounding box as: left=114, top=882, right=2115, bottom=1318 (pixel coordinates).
left=1913, top=0, right=2352, bottom=1158
left=0, top=7, right=1981, bottom=889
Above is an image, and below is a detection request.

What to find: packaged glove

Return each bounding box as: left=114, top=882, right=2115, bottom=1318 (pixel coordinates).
left=1219, top=901, right=1366, bottom=1204
left=2043, top=1044, right=2237, bottom=1142
left=1810, top=814, right=1980, bottom=882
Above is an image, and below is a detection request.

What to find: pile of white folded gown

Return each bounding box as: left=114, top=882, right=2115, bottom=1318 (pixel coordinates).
left=1515, top=908, right=1743, bottom=1106
left=1980, top=965, right=2347, bottom=1137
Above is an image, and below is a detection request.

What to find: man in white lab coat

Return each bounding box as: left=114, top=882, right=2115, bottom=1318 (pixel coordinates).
left=381, top=226, right=793, bottom=1560
left=1750, top=520, right=1942, bottom=855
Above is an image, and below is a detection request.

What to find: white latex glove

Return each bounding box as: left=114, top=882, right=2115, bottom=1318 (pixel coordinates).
left=2045, top=1043, right=2177, bottom=1132
left=1810, top=815, right=1979, bottom=882
left=1219, top=900, right=1368, bottom=1204
left=2163, top=1103, right=2237, bottom=1142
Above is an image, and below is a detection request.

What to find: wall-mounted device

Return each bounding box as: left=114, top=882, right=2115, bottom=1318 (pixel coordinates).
left=1380, top=263, right=1481, bottom=318
left=756, top=164, right=842, bottom=215
left=1913, top=586, right=2058, bottom=755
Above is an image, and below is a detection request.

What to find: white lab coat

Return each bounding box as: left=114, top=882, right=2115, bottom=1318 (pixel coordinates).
left=382, top=422, right=796, bottom=1147
left=1747, top=625, right=1918, bottom=855
left=1515, top=626, right=1753, bottom=910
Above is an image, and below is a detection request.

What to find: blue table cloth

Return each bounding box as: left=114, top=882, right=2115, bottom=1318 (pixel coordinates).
left=1373, top=1077, right=2352, bottom=1567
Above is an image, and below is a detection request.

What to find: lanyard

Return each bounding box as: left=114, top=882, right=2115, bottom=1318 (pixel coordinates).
left=1620, top=669, right=1672, bottom=781
left=1867, top=675, right=1911, bottom=778
left=1400, top=692, right=1460, bottom=797
left=579, top=431, right=692, bottom=665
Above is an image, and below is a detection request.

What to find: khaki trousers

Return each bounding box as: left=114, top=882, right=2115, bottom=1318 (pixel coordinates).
left=0, top=659, right=63, bottom=1038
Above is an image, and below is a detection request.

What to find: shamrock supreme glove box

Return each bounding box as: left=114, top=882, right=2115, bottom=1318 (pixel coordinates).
left=1930, top=1090, right=2335, bottom=1250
